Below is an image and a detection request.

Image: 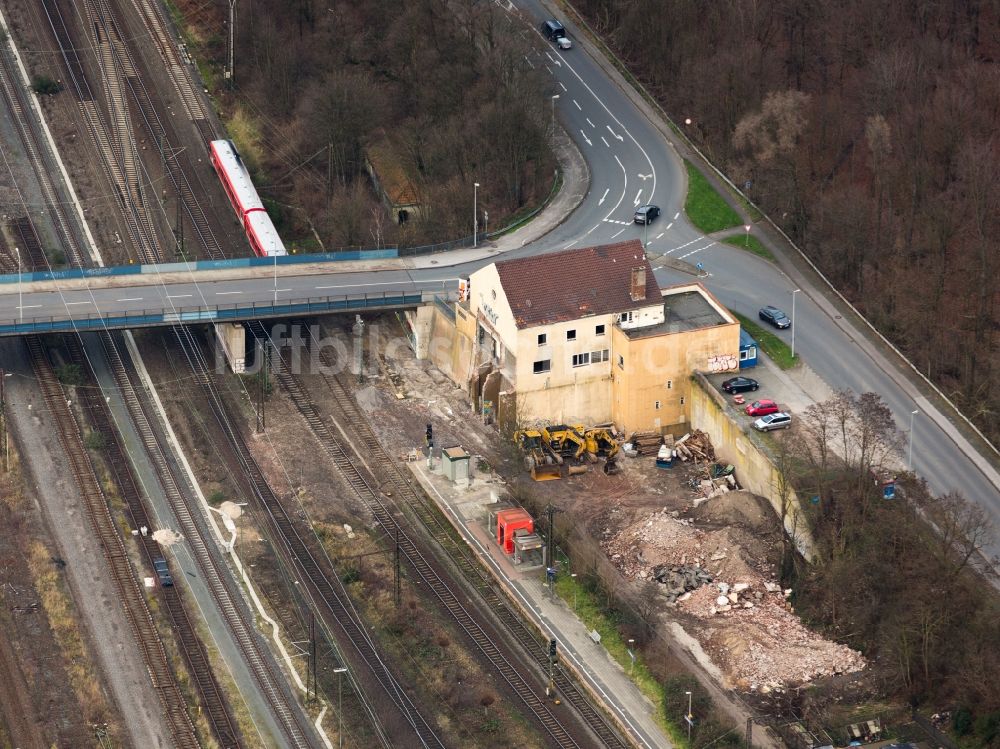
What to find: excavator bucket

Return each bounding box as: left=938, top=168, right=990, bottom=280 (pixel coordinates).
left=531, top=463, right=563, bottom=481
left=603, top=458, right=621, bottom=475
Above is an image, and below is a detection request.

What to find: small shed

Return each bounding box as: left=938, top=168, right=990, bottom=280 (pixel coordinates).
left=494, top=508, right=534, bottom=554
left=440, top=445, right=471, bottom=483
left=739, top=328, right=758, bottom=369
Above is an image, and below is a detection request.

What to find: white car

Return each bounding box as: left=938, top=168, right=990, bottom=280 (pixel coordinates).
left=555, top=35, right=572, bottom=50
left=753, top=412, right=791, bottom=432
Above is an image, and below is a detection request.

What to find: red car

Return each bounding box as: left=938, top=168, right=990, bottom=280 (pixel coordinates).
left=745, top=399, right=780, bottom=416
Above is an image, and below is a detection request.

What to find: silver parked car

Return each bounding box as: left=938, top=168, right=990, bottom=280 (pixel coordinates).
left=753, top=412, right=791, bottom=431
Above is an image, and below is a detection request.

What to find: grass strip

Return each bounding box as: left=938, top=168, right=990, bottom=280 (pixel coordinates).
left=721, top=233, right=775, bottom=262
left=684, top=161, right=742, bottom=234
left=733, top=312, right=798, bottom=369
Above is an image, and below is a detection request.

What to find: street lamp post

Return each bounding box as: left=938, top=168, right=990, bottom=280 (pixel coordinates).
left=333, top=667, right=348, bottom=748
left=627, top=638, right=635, bottom=675
left=570, top=572, right=577, bottom=610
left=551, top=94, right=560, bottom=133
left=790, top=288, right=800, bottom=359
left=15, top=247, right=22, bottom=323
left=744, top=223, right=752, bottom=247
left=686, top=690, right=693, bottom=742
left=473, top=182, right=480, bottom=248
left=908, top=409, right=919, bottom=470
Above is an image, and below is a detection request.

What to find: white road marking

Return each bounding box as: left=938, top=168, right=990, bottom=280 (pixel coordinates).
left=638, top=173, right=652, bottom=180
left=314, top=281, right=405, bottom=290
left=598, top=188, right=610, bottom=205
left=656, top=232, right=665, bottom=239
left=665, top=222, right=673, bottom=231
left=586, top=117, right=595, bottom=128
left=562, top=240, right=579, bottom=249
left=166, top=294, right=192, bottom=299
left=573, top=99, right=581, bottom=110
left=606, top=124, right=624, bottom=141
left=524, top=55, right=535, bottom=69
left=664, top=237, right=704, bottom=255
left=586, top=224, right=599, bottom=234
left=274, top=288, right=291, bottom=293
left=601, top=136, right=610, bottom=147
left=558, top=81, right=567, bottom=91
left=633, top=189, right=642, bottom=206
left=17, top=304, right=41, bottom=309
left=545, top=65, right=553, bottom=75
left=64, top=301, right=91, bottom=306
left=674, top=212, right=680, bottom=220
left=679, top=241, right=717, bottom=260
left=580, top=130, right=592, bottom=146
left=611, top=226, right=627, bottom=238
left=117, top=297, right=143, bottom=302
left=216, top=291, right=242, bottom=295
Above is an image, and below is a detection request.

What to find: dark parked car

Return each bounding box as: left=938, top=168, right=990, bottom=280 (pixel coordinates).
left=722, top=376, right=759, bottom=393
left=633, top=204, right=660, bottom=224
left=758, top=305, right=791, bottom=329
left=753, top=412, right=791, bottom=431
left=153, top=558, right=173, bottom=587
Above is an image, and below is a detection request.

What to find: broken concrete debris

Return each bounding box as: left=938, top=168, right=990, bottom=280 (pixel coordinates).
left=651, top=564, right=713, bottom=602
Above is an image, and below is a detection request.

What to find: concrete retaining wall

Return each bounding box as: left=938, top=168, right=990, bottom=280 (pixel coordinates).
left=689, top=373, right=815, bottom=560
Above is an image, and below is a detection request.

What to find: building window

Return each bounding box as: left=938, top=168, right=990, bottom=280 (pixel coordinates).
left=538, top=333, right=547, bottom=346
left=591, top=349, right=609, bottom=363
left=619, top=311, right=634, bottom=324
left=680, top=396, right=685, bottom=405
left=533, top=360, right=551, bottom=374
left=572, top=352, right=591, bottom=367
left=617, top=354, right=625, bottom=370
left=655, top=400, right=661, bottom=410
left=595, top=324, right=605, bottom=336
left=567, top=329, right=577, bottom=341
left=667, top=380, right=672, bottom=389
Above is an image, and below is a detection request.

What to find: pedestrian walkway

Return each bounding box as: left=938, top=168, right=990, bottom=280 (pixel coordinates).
left=409, top=461, right=672, bottom=749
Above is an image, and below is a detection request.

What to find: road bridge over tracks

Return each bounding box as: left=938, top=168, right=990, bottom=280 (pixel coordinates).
left=0, top=252, right=457, bottom=335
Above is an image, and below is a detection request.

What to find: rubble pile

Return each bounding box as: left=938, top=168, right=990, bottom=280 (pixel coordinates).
left=680, top=584, right=866, bottom=690
left=650, top=564, right=713, bottom=602
left=602, top=507, right=866, bottom=690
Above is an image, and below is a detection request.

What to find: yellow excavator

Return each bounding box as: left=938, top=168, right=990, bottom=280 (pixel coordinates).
left=542, top=424, right=589, bottom=461
left=584, top=428, right=622, bottom=474
left=514, top=429, right=562, bottom=480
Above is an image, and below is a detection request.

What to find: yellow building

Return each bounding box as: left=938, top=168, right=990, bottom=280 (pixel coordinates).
left=462, top=240, right=741, bottom=434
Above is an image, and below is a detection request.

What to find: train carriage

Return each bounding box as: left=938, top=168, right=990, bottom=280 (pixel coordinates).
left=209, top=139, right=286, bottom=257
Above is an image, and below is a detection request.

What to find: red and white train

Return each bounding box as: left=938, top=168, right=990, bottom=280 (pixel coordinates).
left=210, top=139, right=286, bottom=257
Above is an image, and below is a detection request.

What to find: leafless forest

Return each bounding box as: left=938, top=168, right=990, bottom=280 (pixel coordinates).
left=574, top=0, right=1000, bottom=447
left=220, top=0, right=555, bottom=249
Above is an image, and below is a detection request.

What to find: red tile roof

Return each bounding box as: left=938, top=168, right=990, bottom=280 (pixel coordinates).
left=495, top=240, right=660, bottom=329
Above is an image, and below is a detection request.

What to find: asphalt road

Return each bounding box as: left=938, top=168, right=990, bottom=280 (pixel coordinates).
left=1, top=2, right=996, bottom=540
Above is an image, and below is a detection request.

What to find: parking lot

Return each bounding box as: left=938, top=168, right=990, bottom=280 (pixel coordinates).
left=707, top=354, right=836, bottom=433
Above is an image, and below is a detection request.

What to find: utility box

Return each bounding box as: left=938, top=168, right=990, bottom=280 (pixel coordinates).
left=494, top=508, right=534, bottom=554
left=440, top=446, right=471, bottom=482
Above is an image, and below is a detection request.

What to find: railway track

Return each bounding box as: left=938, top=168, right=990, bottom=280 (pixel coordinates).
left=66, top=335, right=245, bottom=749
left=25, top=335, right=200, bottom=749
left=177, top=324, right=424, bottom=748
left=317, top=356, right=631, bottom=749
left=252, top=324, right=589, bottom=749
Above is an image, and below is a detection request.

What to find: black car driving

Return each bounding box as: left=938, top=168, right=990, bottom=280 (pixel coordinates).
left=758, top=306, right=791, bottom=329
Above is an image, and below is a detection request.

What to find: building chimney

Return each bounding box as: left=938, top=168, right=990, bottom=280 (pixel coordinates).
left=630, top=266, right=646, bottom=301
